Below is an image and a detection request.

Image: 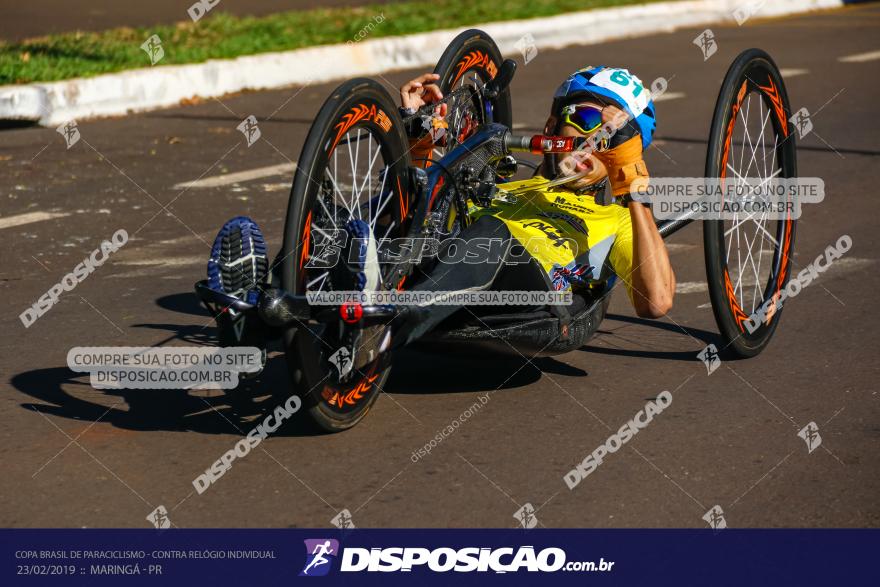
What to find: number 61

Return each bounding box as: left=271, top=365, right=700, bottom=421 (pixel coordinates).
left=610, top=70, right=643, bottom=97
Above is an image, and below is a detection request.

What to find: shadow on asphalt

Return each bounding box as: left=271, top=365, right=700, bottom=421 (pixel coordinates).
left=155, top=292, right=211, bottom=317
left=8, top=292, right=557, bottom=435
left=9, top=349, right=548, bottom=437
left=10, top=354, right=329, bottom=437
left=385, top=348, right=552, bottom=395
left=11, top=291, right=339, bottom=436
left=581, top=313, right=730, bottom=362
left=9, top=300, right=731, bottom=435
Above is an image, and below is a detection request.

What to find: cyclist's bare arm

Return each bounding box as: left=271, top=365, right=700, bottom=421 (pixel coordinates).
left=628, top=201, right=675, bottom=318
left=558, top=107, right=676, bottom=318
left=584, top=106, right=675, bottom=318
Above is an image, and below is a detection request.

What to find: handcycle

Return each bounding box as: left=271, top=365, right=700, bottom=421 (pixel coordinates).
left=195, top=30, right=798, bottom=431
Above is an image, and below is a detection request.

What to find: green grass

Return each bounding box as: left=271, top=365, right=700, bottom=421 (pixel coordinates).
left=0, top=0, right=665, bottom=85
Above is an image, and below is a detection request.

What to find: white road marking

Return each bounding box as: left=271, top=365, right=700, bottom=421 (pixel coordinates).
left=676, top=281, right=708, bottom=294
left=173, top=162, right=295, bottom=190
left=108, top=256, right=205, bottom=279
left=838, top=50, right=880, bottom=63
left=0, top=211, right=70, bottom=230
left=653, top=92, right=685, bottom=102
left=117, top=256, right=204, bottom=267
left=106, top=269, right=165, bottom=279
left=258, top=182, right=291, bottom=192
left=779, top=68, right=809, bottom=78
left=665, top=243, right=697, bottom=253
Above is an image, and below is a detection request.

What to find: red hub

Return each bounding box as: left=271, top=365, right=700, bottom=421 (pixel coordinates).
left=340, top=302, right=363, bottom=324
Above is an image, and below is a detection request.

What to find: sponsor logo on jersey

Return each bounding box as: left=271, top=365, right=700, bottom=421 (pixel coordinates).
left=551, top=195, right=594, bottom=215
left=519, top=220, right=570, bottom=248
left=538, top=211, right=588, bottom=235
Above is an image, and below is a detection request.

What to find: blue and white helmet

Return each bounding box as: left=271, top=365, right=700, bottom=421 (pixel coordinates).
left=551, top=66, right=656, bottom=150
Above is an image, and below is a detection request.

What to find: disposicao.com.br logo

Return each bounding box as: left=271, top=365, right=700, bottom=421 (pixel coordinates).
left=300, top=542, right=613, bottom=575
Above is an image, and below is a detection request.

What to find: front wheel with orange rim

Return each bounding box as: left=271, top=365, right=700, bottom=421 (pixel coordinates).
left=432, top=29, right=512, bottom=157
left=281, top=78, right=412, bottom=431
left=704, top=49, right=797, bottom=358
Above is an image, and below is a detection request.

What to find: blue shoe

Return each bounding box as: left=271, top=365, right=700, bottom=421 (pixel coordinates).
left=332, top=219, right=380, bottom=292
left=326, top=219, right=387, bottom=383
left=207, top=216, right=268, bottom=304
left=207, top=216, right=269, bottom=376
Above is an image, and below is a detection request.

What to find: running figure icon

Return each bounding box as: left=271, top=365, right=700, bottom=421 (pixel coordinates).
left=301, top=540, right=337, bottom=576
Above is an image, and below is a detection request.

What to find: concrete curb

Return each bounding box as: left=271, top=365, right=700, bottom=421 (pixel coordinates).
left=0, top=0, right=842, bottom=126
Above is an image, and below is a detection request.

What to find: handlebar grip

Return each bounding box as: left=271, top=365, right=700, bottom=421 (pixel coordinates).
left=505, top=133, right=587, bottom=154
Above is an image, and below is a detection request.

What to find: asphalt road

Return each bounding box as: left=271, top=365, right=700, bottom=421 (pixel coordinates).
left=0, top=0, right=391, bottom=42
left=1, top=4, right=878, bottom=529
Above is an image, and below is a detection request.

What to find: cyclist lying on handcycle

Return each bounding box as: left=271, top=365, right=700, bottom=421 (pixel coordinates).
left=204, top=65, right=676, bottom=361
left=389, top=66, right=675, bottom=346
left=196, top=34, right=797, bottom=431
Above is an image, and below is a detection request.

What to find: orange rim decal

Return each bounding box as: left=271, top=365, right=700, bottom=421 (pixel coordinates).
left=452, top=50, right=498, bottom=85
left=720, top=81, right=748, bottom=180
left=396, top=176, right=409, bottom=218
left=756, top=78, right=789, bottom=138
left=757, top=76, right=793, bottom=296
left=719, top=81, right=748, bottom=332
left=324, top=373, right=380, bottom=408
left=723, top=268, right=749, bottom=332
left=299, top=211, right=312, bottom=272
left=329, top=103, right=392, bottom=153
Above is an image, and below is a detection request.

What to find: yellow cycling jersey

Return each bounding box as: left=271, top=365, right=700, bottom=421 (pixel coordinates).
left=469, top=176, right=635, bottom=300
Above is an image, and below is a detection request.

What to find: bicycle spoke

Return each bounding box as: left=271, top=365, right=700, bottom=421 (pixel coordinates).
left=723, top=88, right=788, bottom=313
left=367, top=138, right=373, bottom=224
left=372, top=180, right=393, bottom=231
left=333, top=147, right=339, bottom=220
left=743, top=107, right=772, bottom=180
left=380, top=220, right=397, bottom=241
left=751, top=100, right=770, bottom=312
left=324, top=168, right=351, bottom=217
left=738, top=93, right=752, bottom=180
left=344, top=129, right=356, bottom=218
left=307, top=125, right=399, bottom=293
left=306, top=271, right=329, bottom=290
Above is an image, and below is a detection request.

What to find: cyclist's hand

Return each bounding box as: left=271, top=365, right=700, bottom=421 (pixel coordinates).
left=400, top=73, right=447, bottom=116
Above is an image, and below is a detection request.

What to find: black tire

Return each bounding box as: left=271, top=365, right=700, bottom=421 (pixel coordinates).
left=281, top=78, right=411, bottom=431
left=424, top=29, right=513, bottom=236
left=704, top=49, right=797, bottom=358
left=433, top=29, right=513, bottom=155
